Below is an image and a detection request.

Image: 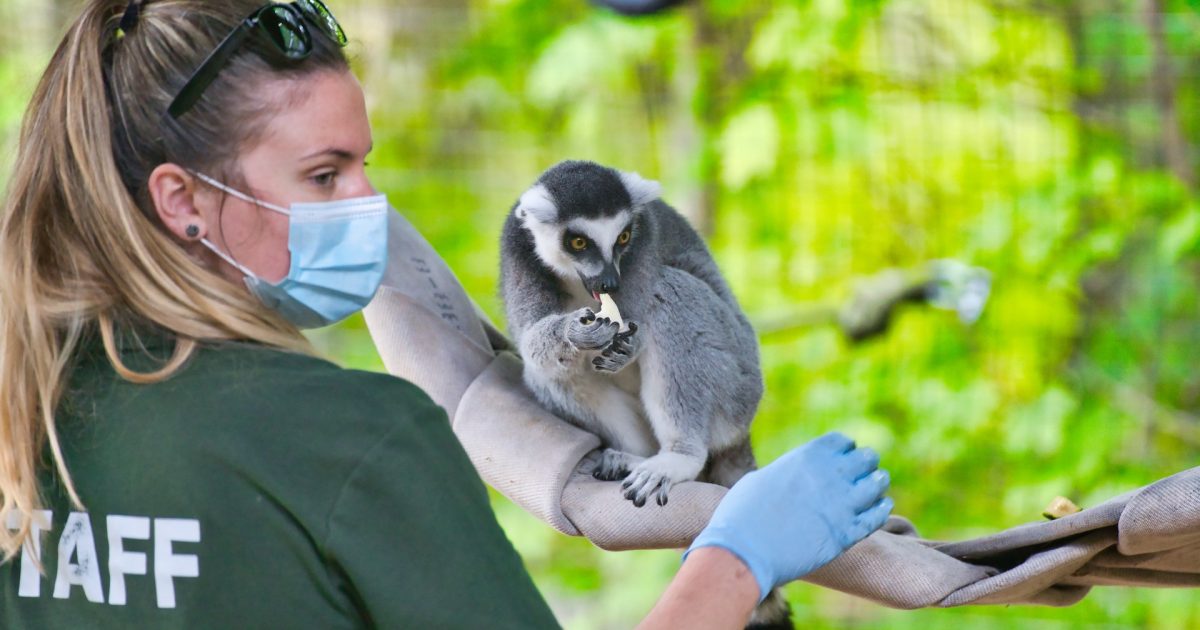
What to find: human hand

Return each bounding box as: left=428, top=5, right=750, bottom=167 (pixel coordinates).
left=684, top=432, right=892, bottom=601
left=566, top=308, right=620, bottom=350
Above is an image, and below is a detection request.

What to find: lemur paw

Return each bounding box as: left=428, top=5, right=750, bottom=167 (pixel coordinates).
left=566, top=308, right=620, bottom=350
left=621, top=452, right=705, bottom=508
left=591, top=322, right=640, bottom=373
left=592, top=448, right=645, bottom=481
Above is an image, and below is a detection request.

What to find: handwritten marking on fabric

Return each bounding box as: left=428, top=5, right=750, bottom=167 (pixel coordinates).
left=410, top=256, right=464, bottom=334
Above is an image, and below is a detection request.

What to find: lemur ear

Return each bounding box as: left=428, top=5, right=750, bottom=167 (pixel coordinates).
left=619, top=170, right=662, bottom=207
left=517, top=184, right=558, bottom=223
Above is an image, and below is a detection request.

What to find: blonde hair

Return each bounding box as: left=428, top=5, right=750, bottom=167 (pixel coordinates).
left=0, top=0, right=349, bottom=560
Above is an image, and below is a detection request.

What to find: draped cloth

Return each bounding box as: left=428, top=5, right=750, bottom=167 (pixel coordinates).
left=362, top=209, right=1200, bottom=607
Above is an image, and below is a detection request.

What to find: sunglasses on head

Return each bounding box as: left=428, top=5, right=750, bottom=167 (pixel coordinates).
left=166, top=0, right=347, bottom=119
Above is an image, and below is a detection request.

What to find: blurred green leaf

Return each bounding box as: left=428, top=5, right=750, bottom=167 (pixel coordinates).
left=1159, top=204, right=1200, bottom=262
left=718, top=103, right=781, bottom=189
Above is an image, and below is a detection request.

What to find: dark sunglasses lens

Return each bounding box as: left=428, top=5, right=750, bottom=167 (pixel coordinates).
left=297, top=0, right=347, bottom=46
left=259, top=6, right=310, bottom=58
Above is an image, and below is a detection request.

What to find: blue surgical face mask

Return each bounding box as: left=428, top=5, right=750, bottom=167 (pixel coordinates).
left=191, top=171, right=389, bottom=329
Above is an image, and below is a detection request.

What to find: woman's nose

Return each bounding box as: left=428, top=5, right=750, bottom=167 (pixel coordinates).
left=344, top=171, right=376, bottom=198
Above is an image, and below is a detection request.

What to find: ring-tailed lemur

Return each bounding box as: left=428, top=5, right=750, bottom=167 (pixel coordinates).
left=501, top=161, right=791, bottom=628
left=499, top=160, right=764, bottom=507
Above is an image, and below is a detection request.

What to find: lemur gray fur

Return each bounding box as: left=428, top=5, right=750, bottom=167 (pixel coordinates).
left=499, top=160, right=764, bottom=508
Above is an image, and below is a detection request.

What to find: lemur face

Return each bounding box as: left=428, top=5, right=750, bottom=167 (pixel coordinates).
left=562, top=211, right=635, bottom=297
left=515, top=161, right=661, bottom=299
left=516, top=184, right=630, bottom=297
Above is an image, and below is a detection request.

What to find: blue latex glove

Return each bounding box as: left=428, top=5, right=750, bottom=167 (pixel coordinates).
left=685, top=432, right=893, bottom=601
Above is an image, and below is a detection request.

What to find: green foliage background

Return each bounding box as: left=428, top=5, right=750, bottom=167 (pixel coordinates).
left=3, top=0, right=1199, bottom=627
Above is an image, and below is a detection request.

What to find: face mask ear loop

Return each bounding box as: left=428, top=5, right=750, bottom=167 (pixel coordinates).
left=189, top=170, right=291, bottom=215
left=199, top=237, right=261, bottom=281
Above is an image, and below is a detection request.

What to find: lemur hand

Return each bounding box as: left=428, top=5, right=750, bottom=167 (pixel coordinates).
left=566, top=308, right=620, bottom=350
left=685, top=432, right=892, bottom=602
left=592, top=322, right=640, bottom=373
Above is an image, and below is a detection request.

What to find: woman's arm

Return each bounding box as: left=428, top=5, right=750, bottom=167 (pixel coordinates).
left=638, top=547, right=759, bottom=629
left=641, top=432, right=894, bottom=628
left=363, top=211, right=894, bottom=586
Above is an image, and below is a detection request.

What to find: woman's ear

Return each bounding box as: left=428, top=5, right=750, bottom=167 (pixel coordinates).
left=147, top=163, right=207, bottom=242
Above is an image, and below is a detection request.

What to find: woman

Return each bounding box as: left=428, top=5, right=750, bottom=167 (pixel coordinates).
left=0, top=1, right=892, bottom=627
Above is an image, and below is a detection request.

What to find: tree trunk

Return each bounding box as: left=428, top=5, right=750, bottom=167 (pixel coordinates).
left=685, top=3, right=721, bottom=237
left=1144, top=0, right=1193, bottom=190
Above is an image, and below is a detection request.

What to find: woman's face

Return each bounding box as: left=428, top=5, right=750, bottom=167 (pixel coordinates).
left=190, top=69, right=374, bottom=285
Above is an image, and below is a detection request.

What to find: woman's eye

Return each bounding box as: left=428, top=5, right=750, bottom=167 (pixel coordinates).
left=570, top=237, right=588, bottom=251
left=618, top=230, right=631, bottom=245
left=311, top=171, right=336, bottom=187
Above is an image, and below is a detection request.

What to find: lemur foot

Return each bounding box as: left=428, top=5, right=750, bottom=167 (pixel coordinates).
left=621, top=452, right=705, bottom=507
left=592, top=448, right=645, bottom=481
left=566, top=308, right=620, bottom=350
left=592, top=322, right=640, bottom=373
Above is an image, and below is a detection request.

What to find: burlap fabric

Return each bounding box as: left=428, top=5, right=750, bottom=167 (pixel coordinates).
left=363, top=209, right=1200, bottom=607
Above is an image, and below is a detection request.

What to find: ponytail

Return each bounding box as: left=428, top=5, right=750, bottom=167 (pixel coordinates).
left=0, top=0, right=349, bottom=561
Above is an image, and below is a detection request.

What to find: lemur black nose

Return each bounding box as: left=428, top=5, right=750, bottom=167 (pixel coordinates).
left=596, top=263, right=621, bottom=294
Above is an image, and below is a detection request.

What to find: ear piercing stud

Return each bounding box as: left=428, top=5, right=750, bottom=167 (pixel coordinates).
left=185, top=224, right=200, bottom=238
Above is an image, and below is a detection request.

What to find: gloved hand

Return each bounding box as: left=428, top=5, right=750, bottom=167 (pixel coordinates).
left=684, top=432, right=893, bottom=601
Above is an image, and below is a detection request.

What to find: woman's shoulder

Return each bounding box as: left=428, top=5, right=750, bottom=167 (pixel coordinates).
left=69, top=334, right=447, bottom=446
left=197, top=340, right=430, bottom=394
left=183, top=340, right=444, bottom=425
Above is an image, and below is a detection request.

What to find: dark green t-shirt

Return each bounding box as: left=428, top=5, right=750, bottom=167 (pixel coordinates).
left=1, top=330, right=559, bottom=629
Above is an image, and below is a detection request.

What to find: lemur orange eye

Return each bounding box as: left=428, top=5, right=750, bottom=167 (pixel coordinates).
left=570, top=237, right=588, bottom=251
left=618, top=230, right=631, bottom=245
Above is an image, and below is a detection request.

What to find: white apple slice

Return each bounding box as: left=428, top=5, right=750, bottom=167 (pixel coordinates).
left=595, top=293, right=629, bottom=332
